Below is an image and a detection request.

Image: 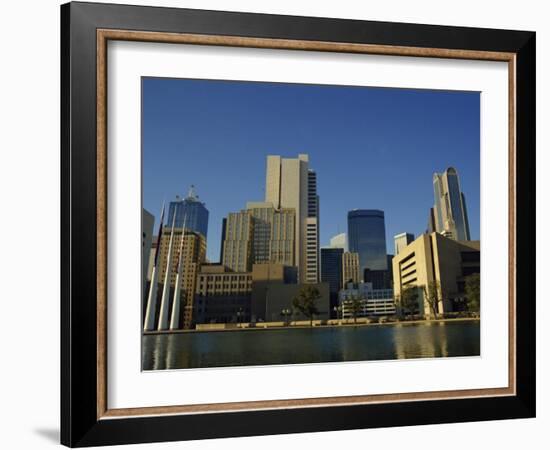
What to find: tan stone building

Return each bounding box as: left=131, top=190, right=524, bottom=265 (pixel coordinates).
left=265, top=154, right=319, bottom=283
left=222, top=203, right=296, bottom=272
left=342, top=251, right=361, bottom=285
left=392, top=232, right=480, bottom=317
left=195, top=263, right=294, bottom=325
left=194, top=264, right=253, bottom=324
left=222, top=211, right=253, bottom=272
left=157, top=228, right=206, bottom=328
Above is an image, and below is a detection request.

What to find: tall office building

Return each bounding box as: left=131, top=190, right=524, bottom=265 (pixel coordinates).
left=166, top=186, right=209, bottom=239
left=222, top=211, right=253, bottom=273
left=347, top=209, right=388, bottom=278
left=149, top=228, right=206, bottom=329
left=342, top=251, right=361, bottom=285
left=329, top=232, right=347, bottom=251
left=222, top=204, right=296, bottom=272
left=247, top=202, right=296, bottom=267
left=321, top=247, right=344, bottom=314
left=265, top=154, right=319, bottom=283
left=431, top=167, right=471, bottom=241
left=394, top=232, right=415, bottom=255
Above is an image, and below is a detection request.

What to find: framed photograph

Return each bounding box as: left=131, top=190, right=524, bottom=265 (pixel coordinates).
left=61, top=1, right=535, bottom=447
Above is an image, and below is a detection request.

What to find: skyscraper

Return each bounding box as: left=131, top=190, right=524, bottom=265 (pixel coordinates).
left=320, top=247, right=343, bottom=313
left=222, top=211, right=253, bottom=272
left=221, top=203, right=296, bottom=272
left=342, top=252, right=361, bottom=285
left=329, top=232, right=347, bottom=251
left=347, top=209, right=388, bottom=278
left=394, top=232, right=415, bottom=255
left=431, top=167, right=471, bottom=241
left=166, top=185, right=209, bottom=239
left=265, top=154, right=319, bottom=283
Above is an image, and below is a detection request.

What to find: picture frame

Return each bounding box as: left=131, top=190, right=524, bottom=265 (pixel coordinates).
left=60, top=1, right=535, bottom=447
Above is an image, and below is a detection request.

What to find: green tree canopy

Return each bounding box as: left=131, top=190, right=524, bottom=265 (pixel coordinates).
left=400, top=284, right=419, bottom=317
left=465, top=273, right=480, bottom=314
left=292, top=285, right=321, bottom=326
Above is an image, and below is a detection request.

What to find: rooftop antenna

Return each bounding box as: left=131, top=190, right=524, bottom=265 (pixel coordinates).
left=187, top=184, right=196, bottom=200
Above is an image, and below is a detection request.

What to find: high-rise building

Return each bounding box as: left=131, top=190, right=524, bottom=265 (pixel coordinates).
left=329, top=232, right=347, bottom=251
left=347, top=209, right=388, bottom=277
left=222, top=211, right=253, bottom=272
left=342, top=251, right=361, bottom=285
left=265, top=154, right=319, bottom=283
left=305, top=169, right=320, bottom=283
left=431, top=167, right=471, bottom=241
left=152, top=228, right=206, bottom=329
left=219, top=217, right=227, bottom=263
left=394, top=232, right=415, bottom=255
left=166, top=185, right=209, bottom=239
left=392, top=232, right=480, bottom=318
left=222, top=204, right=296, bottom=272
left=321, top=247, right=343, bottom=314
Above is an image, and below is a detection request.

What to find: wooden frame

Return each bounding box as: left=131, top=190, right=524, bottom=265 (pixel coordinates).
left=61, top=1, right=535, bottom=447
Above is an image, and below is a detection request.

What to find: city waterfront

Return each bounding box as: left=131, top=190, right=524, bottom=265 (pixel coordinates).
left=142, top=319, right=480, bottom=370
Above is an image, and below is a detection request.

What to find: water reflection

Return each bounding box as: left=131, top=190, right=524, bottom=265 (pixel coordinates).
left=142, top=321, right=480, bottom=371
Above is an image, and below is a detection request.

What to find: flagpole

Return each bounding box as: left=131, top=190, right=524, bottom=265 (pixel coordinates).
left=143, top=202, right=165, bottom=332
left=170, top=215, right=187, bottom=330
left=157, top=205, right=178, bottom=330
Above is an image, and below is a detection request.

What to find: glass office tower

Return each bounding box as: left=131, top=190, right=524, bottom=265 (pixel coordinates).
left=431, top=167, right=471, bottom=241
left=166, top=186, right=209, bottom=239
left=347, top=209, right=388, bottom=277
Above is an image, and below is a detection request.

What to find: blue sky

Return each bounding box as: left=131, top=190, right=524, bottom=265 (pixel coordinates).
left=142, top=78, right=480, bottom=262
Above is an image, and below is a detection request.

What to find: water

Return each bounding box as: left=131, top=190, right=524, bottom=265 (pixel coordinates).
left=142, top=320, right=480, bottom=370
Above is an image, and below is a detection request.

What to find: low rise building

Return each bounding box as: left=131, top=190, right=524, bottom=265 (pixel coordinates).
left=338, top=282, right=396, bottom=318
left=194, top=264, right=252, bottom=324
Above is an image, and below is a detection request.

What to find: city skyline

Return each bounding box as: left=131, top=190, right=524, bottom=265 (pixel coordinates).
left=143, top=77, right=480, bottom=262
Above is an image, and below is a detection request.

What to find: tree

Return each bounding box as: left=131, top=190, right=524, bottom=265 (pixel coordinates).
left=400, top=285, right=419, bottom=318
left=465, top=273, right=480, bottom=314
left=348, top=293, right=363, bottom=324
left=423, top=280, right=442, bottom=319
left=292, top=286, right=321, bottom=326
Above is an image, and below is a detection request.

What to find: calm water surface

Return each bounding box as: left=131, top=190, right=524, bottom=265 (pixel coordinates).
left=142, top=320, right=480, bottom=370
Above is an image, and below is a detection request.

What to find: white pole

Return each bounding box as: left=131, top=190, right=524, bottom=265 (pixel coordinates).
left=157, top=205, right=178, bottom=330
left=144, top=202, right=165, bottom=332
left=170, top=216, right=187, bottom=330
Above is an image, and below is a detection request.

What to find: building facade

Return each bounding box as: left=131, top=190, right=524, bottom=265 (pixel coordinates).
left=339, top=282, right=396, bottom=318
left=253, top=282, right=330, bottom=322
left=222, top=204, right=296, bottom=272
left=342, top=251, right=361, bottom=285
left=265, top=154, right=319, bottom=283
left=166, top=186, right=209, bottom=239
left=194, top=265, right=253, bottom=324
left=431, top=167, right=471, bottom=241
left=347, top=209, right=388, bottom=276
left=392, top=232, right=480, bottom=317
left=394, top=232, right=415, bottom=255
left=150, top=228, right=206, bottom=329
left=329, top=232, right=347, bottom=251
left=320, top=247, right=343, bottom=314
left=321, top=248, right=344, bottom=294
left=222, top=211, right=253, bottom=272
